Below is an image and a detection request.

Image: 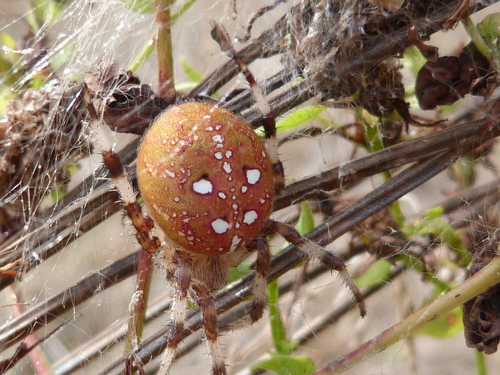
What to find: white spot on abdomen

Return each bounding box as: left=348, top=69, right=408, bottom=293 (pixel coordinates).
left=246, top=169, right=261, bottom=185
left=193, top=179, right=213, bottom=194
left=243, top=210, right=258, bottom=225
left=230, top=235, right=242, bottom=252
left=223, top=162, right=232, bottom=174
left=212, top=134, right=224, bottom=143
left=211, top=218, right=230, bottom=234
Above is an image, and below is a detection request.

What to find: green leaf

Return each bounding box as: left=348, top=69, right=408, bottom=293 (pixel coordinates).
left=180, top=57, right=203, bottom=83
left=0, top=32, right=16, bottom=51
left=296, top=201, right=315, bottom=235
left=51, top=188, right=68, bottom=202
left=402, top=46, right=427, bottom=75
left=402, top=206, right=469, bottom=265
left=228, top=263, right=250, bottom=283
left=120, top=0, right=155, bottom=13
left=251, top=355, right=316, bottom=375
left=276, top=105, right=326, bottom=133
left=423, top=206, right=445, bottom=220
left=49, top=41, right=74, bottom=71
left=417, top=307, right=463, bottom=338
left=477, top=13, right=500, bottom=42
left=0, top=87, right=14, bottom=114
left=355, top=259, right=392, bottom=288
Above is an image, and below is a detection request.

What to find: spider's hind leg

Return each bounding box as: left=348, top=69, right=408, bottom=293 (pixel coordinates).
left=264, top=220, right=367, bottom=317
left=190, top=282, right=227, bottom=375
left=245, top=235, right=271, bottom=323
left=157, top=251, right=191, bottom=375
left=157, top=251, right=227, bottom=375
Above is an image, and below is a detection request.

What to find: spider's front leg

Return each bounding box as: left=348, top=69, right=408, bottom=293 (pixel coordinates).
left=210, top=20, right=285, bottom=193
left=83, top=84, right=160, bottom=255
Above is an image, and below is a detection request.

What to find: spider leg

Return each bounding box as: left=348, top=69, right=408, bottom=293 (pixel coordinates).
left=222, top=237, right=271, bottom=331
left=0, top=258, right=27, bottom=278
left=84, top=84, right=160, bottom=353
left=83, top=85, right=160, bottom=254
left=235, top=0, right=286, bottom=43
left=157, top=251, right=191, bottom=375
left=210, top=21, right=285, bottom=193
left=263, top=220, right=367, bottom=317
left=249, top=235, right=271, bottom=323
left=189, top=282, right=227, bottom=375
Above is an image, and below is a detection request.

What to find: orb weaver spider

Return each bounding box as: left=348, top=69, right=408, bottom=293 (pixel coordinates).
left=84, top=21, right=365, bottom=375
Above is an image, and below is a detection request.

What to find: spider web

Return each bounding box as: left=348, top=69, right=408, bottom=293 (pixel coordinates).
left=1, top=1, right=500, bottom=374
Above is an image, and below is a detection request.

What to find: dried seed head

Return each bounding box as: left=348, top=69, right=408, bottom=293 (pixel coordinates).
left=137, top=102, right=274, bottom=256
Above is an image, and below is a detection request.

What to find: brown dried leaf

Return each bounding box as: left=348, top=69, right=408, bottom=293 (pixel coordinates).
left=84, top=62, right=170, bottom=135
left=416, top=47, right=490, bottom=110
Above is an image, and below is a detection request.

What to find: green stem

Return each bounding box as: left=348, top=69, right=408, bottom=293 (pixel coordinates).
left=129, top=31, right=156, bottom=73
left=462, top=15, right=497, bottom=70
left=129, top=0, right=199, bottom=73
left=268, top=279, right=289, bottom=355
left=475, top=350, right=487, bottom=375
left=356, top=108, right=406, bottom=230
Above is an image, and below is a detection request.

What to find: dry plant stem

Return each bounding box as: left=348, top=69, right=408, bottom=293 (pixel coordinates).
left=1, top=114, right=496, bottom=291
left=153, top=0, right=175, bottom=96
left=277, top=115, right=500, bottom=210
left=0, top=148, right=449, bottom=373
left=294, top=265, right=406, bottom=348
left=0, top=252, right=139, bottom=349
left=312, top=256, right=500, bottom=375
left=0, top=315, right=74, bottom=373
left=189, top=15, right=288, bottom=97
left=9, top=287, right=52, bottom=375
left=9, top=174, right=496, bottom=375
left=53, top=290, right=174, bottom=375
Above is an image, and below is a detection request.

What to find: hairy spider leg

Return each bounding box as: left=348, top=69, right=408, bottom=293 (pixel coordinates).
left=189, top=282, right=226, bottom=375
left=263, top=220, right=367, bottom=317
left=210, top=21, right=285, bottom=194
left=83, top=84, right=160, bottom=255
left=156, top=251, right=226, bottom=375
left=249, top=236, right=272, bottom=322
left=83, top=84, right=160, bottom=363
left=222, top=236, right=272, bottom=332
left=157, top=251, right=190, bottom=375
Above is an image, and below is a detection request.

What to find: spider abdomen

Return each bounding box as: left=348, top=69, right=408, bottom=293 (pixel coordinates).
left=137, top=102, right=274, bottom=256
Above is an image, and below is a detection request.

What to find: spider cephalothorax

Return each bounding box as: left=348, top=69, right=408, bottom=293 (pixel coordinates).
left=85, top=21, right=365, bottom=375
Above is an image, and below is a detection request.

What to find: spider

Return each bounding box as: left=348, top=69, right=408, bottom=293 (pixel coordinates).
left=84, top=21, right=365, bottom=375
